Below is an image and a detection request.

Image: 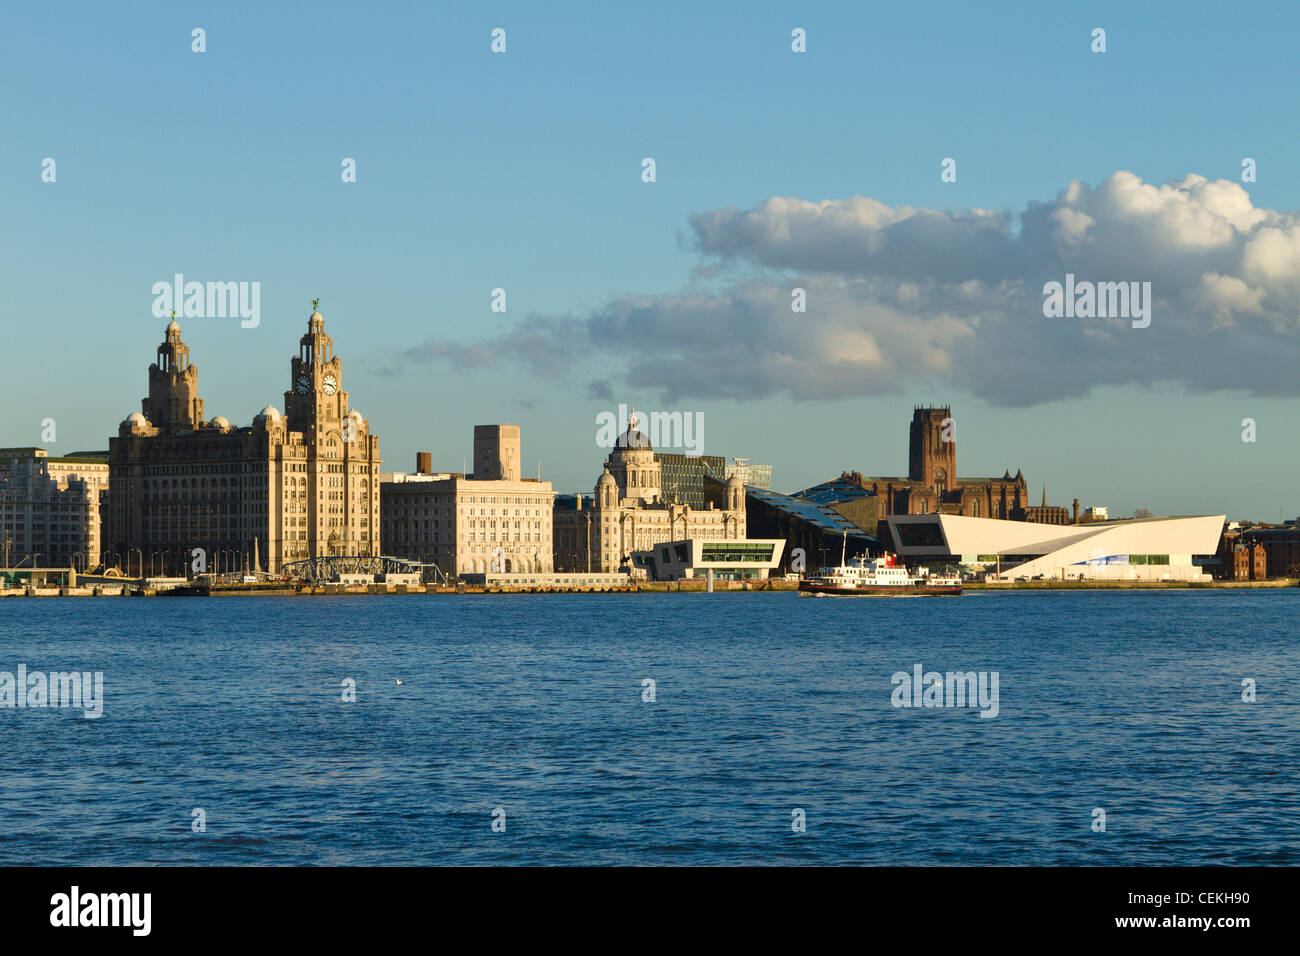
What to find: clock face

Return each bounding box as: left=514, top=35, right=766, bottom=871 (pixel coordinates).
left=295, top=375, right=311, bottom=395
left=323, top=374, right=338, bottom=395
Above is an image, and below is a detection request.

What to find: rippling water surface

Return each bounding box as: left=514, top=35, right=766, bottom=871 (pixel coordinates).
left=1, top=590, right=1297, bottom=865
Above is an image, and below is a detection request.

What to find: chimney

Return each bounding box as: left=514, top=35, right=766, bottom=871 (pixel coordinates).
left=575, top=493, right=582, bottom=511
left=416, top=451, right=432, bottom=475
left=1073, top=498, right=1080, bottom=524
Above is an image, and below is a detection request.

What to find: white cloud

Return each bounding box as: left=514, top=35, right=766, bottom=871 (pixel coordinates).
left=1201, top=272, right=1265, bottom=326
left=406, top=171, right=1300, bottom=405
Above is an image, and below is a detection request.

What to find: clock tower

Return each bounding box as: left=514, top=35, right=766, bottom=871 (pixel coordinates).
left=280, top=303, right=382, bottom=559
left=286, top=304, right=348, bottom=427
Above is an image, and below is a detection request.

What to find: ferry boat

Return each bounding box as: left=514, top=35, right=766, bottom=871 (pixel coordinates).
left=798, top=534, right=962, bottom=597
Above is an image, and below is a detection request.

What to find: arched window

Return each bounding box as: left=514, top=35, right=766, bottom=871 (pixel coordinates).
left=971, top=498, right=981, bottom=518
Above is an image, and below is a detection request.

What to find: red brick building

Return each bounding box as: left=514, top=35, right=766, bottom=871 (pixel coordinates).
left=1239, top=525, right=1300, bottom=579
left=1214, top=529, right=1271, bottom=580
left=842, top=406, right=1072, bottom=523
left=1233, top=542, right=1267, bottom=580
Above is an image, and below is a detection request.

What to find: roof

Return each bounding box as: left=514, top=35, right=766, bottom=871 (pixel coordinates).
left=890, top=512, right=1227, bottom=558
left=746, top=487, right=878, bottom=542
left=849, top=475, right=1023, bottom=486
left=788, top=477, right=876, bottom=505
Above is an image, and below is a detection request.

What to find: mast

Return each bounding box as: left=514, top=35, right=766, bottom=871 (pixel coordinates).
left=841, top=530, right=847, bottom=567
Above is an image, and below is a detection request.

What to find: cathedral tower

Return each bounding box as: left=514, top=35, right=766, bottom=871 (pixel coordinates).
left=908, top=406, right=957, bottom=498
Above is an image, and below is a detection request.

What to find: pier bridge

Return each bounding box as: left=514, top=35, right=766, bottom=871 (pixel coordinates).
left=279, top=554, right=446, bottom=585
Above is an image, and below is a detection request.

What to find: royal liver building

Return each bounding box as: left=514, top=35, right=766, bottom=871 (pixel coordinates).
left=103, top=307, right=381, bottom=575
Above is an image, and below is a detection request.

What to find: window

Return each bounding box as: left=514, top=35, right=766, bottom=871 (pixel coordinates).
left=700, top=543, right=774, bottom=563
left=895, top=522, right=945, bottom=548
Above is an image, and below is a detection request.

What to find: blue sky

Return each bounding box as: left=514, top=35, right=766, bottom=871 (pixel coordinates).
left=4, top=0, right=1299, bottom=520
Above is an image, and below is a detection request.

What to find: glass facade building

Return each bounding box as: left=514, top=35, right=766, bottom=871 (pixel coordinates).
left=654, top=453, right=727, bottom=509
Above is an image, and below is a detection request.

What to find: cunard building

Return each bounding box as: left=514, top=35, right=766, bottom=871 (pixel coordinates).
left=380, top=426, right=555, bottom=578
left=103, top=307, right=381, bottom=575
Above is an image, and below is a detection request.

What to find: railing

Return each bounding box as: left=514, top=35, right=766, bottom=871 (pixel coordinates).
left=279, top=554, right=445, bottom=585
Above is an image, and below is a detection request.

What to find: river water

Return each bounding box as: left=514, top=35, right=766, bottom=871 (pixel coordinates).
left=1, top=590, right=1296, bottom=865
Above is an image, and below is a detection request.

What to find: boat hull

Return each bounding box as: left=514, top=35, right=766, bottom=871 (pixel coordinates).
left=798, top=581, right=962, bottom=597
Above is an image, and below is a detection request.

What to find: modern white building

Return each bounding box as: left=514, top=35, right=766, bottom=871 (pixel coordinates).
left=887, top=513, right=1225, bottom=582
left=629, top=537, right=785, bottom=581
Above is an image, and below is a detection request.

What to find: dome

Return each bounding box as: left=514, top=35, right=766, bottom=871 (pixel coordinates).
left=166, top=318, right=180, bottom=334
left=210, top=415, right=230, bottom=428
left=596, top=469, right=616, bottom=489
left=615, top=407, right=653, bottom=450
left=255, top=405, right=282, bottom=421
left=126, top=412, right=148, bottom=427
left=616, top=427, right=652, bottom=450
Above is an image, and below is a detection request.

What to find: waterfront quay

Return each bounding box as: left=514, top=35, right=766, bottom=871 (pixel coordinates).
left=2, top=578, right=1294, bottom=597
left=966, top=578, right=1298, bottom=590
left=0, top=581, right=758, bottom=597
left=0, top=574, right=804, bottom=596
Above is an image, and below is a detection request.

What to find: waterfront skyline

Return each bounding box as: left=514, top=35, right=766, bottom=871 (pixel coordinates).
left=3, top=0, right=1300, bottom=913
left=13, top=310, right=1294, bottom=527
left=6, top=1, right=1300, bottom=520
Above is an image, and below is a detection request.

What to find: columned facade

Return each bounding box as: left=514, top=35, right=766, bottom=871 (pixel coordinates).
left=554, top=409, right=747, bottom=572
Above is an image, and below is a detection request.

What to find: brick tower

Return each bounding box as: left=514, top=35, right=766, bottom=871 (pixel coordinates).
left=908, top=406, right=957, bottom=499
